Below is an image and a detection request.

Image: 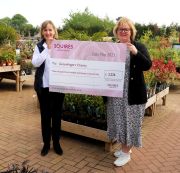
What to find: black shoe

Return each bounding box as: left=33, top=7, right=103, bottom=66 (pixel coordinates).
left=41, top=144, right=50, bottom=156
left=53, top=143, right=63, bottom=155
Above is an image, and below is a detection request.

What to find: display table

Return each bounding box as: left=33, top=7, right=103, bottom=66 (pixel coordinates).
left=0, top=65, right=20, bottom=91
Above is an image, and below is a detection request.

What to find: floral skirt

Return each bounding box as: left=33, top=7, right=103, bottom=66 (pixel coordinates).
left=106, top=97, right=145, bottom=147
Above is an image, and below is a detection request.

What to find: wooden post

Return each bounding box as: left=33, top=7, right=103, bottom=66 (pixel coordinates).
left=16, top=70, right=20, bottom=92
left=156, top=87, right=169, bottom=105
left=162, top=95, right=167, bottom=105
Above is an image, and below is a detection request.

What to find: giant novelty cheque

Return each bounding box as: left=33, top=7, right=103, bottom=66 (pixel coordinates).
left=49, top=40, right=127, bottom=97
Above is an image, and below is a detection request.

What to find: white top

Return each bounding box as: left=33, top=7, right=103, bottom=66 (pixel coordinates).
left=32, top=42, right=51, bottom=88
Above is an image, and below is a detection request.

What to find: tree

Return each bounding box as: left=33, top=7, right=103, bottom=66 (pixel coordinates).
left=23, top=23, right=34, bottom=37
left=165, top=23, right=180, bottom=37
left=0, top=17, right=11, bottom=26
left=11, top=14, right=28, bottom=34
left=61, top=8, right=114, bottom=40
left=0, top=24, right=18, bottom=45
left=0, top=14, right=39, bottom=37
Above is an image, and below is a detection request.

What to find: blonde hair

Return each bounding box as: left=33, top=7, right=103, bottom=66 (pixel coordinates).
left=113, top=17, right=137, bottom=42
left=40, top=20, right=58, bottom=39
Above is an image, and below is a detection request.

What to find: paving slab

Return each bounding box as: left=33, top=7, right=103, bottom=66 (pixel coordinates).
left=0, top=79, right=179, bottom=173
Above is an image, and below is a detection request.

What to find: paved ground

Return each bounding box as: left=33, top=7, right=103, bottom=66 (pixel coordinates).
left=0, top=78, right=179, bottom=173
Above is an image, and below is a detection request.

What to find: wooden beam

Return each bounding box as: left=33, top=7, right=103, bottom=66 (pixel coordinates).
left=61, top=120, right=110, bottom=142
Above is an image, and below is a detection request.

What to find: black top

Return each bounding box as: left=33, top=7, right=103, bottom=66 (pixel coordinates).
left=128, top=41, right=152, bottom=105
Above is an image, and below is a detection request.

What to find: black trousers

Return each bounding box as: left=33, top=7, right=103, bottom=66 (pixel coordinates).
left=37, top=88, right=65, bottom=145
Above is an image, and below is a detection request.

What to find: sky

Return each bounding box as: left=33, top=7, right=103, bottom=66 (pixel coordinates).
left=1, top=0, right=180, bottom=28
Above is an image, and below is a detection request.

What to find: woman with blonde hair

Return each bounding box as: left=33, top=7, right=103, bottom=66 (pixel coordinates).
left=106, top=17, right=152, bottom=166
left=32, top=20, right=65, bottom=156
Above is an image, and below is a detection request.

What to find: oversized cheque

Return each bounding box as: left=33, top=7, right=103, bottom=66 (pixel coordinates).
left=49, top=40, right=127, bottom=97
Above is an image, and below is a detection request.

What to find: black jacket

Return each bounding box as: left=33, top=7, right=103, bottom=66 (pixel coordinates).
left=34, top=39, right=46, bottom=92
left=128, top=41, right=152, bottom=105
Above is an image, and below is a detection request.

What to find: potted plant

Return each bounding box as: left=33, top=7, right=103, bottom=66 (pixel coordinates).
left=20, top=60, right=34, bottom=75
left=144, top=70, right=157, bottom=98
left=0, top=160, right=49, bottom=173
left=63, top=94, right=106, bottom=130
left=0, top=55, right=7, bottom=66
left=151, top=58, right=178, bottom=92
left=0, top=45, right=16, bottom=66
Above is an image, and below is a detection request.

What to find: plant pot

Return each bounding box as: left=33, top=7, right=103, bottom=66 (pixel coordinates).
left=25, top=68, right=32, bottom=75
